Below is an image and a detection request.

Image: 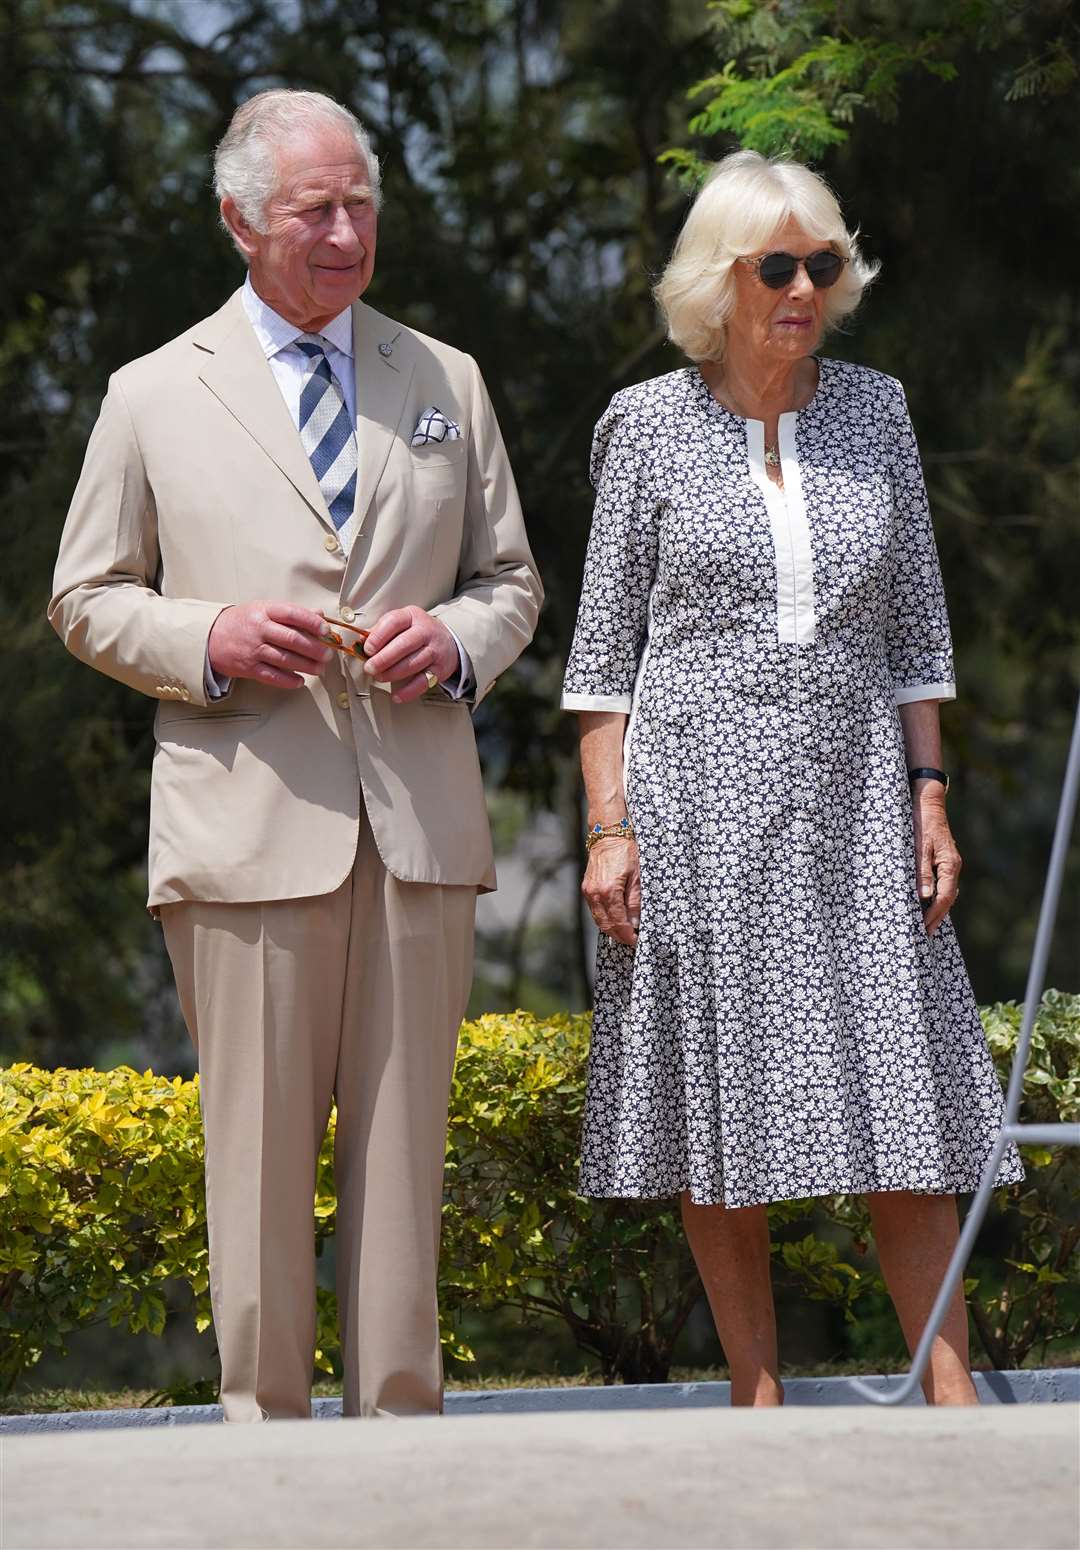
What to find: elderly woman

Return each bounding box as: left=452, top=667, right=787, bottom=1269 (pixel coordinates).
left=562, top=150, right=1022, bottom=1407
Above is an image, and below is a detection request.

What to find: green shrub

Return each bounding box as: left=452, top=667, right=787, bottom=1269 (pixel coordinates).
left=969, top=991, right=1080, bottom=1366
left=1, top=995, right=1076, bottom=1395
left=441, top=1012, right=699, bottom=1383
left=0, top=1066, right=210, bottom=1394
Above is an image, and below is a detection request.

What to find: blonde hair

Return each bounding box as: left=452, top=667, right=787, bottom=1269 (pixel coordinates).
left=655, top=149, right=879, bottom=363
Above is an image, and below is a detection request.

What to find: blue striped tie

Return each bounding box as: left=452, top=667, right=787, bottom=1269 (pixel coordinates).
left=295, top=335, right=357, bottom=530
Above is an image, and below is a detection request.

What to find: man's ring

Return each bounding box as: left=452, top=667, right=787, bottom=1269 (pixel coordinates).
left=425, top=671, right=439, bottom=691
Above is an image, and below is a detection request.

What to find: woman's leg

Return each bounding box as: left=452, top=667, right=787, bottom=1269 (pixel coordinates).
left=680, top=1193, right=783, bottom=1406
left=865, top=1190, right=979, bottom=1406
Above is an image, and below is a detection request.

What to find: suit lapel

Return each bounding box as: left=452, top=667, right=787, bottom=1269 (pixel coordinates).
left=351, top=301, right=415, bottom=535
left=194, top=291, right=335, bottom=535
left=193, top=292, right=417, bottom=545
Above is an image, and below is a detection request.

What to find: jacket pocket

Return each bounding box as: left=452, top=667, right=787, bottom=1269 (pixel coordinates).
left=157, top=708, right=263, bottom=729
left=410, top=441, right=467, bottom=472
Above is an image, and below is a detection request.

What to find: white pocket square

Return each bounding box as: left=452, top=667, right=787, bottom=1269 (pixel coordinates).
left=411, top=407, right=462, bottom=446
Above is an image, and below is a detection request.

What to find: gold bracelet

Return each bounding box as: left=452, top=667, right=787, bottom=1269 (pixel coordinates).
left=585, top=816, right=635, bottom=852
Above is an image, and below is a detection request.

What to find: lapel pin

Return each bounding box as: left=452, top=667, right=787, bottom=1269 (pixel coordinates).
left=378, top=342, right=392, bottom=358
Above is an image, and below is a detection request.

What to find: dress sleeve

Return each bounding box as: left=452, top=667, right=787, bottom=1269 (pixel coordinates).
left=883, top=380, right=956, bottom=704
left=561, top=397, right=659, bottom=712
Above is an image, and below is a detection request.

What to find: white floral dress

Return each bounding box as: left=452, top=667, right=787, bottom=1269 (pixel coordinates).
left=562, top=361, right=1023, bottom=1207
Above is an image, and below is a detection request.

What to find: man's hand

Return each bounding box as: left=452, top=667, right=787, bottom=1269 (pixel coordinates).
left=208, top=602, right=332, bottom=689
left=913, top=789, right=961, bottom=935
left=582, top=838, right=641, bottom=947
left=362, top=606, right=459, bottom=703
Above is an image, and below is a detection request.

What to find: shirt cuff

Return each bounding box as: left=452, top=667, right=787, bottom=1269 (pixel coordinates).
left=894, top=681, right=956, bottom=705
left=441, top=629, right=474, bottom=700
left=561, top=691, right=634, bottom=713
left=204, top=648, right=232, bottom=701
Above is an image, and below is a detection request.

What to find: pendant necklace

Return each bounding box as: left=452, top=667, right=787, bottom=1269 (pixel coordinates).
left=710, top=370, right=783, bottom=472
left=715, top=379, right=781, bottom=467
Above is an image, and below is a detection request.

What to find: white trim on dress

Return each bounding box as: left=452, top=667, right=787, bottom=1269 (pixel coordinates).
left=894, top=681, right=956, bottom=704
left=561, top=692, right=634, bottom=712
left=746, top=416, right=817, bottom=645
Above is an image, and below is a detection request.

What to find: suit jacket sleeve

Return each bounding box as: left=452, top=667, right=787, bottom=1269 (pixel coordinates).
left=48, top=374, right=225, bottom=707
left=427, top=355, right=542, bottom=706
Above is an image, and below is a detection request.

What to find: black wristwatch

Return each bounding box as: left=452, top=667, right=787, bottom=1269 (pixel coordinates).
left=908, top=766, right=949, bottom=793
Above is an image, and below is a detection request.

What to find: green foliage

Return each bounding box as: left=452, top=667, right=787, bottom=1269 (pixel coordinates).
left=674, top=30, right=956, bottom=165
left=4, top=995, right=1076, bottom=1396
left=967, top=991, right=1080, bottom=1367
left=666, top=0, right=1075, bottom=177
left=1006, top=35, right=1079, bottom=101
left=0, top=1065, right=209, bottom=1394
left=776, top=1231, right=873, bottom=1322
left=982, top=989, right=1080, bottom=1127
left=441, top=1011, right=701, bottom=1383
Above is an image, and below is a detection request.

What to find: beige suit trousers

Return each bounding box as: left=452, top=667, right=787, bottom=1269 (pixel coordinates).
left=161, top=816, right=476, bottom=1422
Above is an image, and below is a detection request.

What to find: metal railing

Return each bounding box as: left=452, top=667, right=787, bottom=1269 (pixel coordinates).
left=852, top=695, right=1080, bottom=1405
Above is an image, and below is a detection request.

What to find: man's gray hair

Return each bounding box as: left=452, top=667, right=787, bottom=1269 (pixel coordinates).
left=214, top=88, right=382, bottom=245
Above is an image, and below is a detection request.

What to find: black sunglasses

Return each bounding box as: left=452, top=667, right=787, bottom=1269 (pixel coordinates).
left=741, top=250, right=848, bottom=290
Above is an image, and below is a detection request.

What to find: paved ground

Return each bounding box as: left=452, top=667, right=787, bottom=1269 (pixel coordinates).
left=3, top=1405, right=1077, bottom=1550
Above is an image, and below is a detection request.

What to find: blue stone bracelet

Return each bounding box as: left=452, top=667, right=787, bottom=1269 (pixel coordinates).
left=585, top=816, right=636, bottom=852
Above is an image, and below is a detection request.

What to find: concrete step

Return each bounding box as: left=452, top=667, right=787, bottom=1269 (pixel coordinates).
left=3, top=1404, right=1078, bottom=1549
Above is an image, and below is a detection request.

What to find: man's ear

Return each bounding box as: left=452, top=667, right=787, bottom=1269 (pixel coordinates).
left=220, top=197, right=260, bottom=260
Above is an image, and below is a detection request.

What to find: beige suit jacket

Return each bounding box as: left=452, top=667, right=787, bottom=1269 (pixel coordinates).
left=50, top=290, right=542, bottom=906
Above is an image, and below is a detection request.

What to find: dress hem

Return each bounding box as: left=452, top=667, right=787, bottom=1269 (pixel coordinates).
left=577, top=1158, right=1026, bottom=1210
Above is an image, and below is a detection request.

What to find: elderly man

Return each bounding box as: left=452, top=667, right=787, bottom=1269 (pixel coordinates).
left=49, top=88, right=541, bottom=1421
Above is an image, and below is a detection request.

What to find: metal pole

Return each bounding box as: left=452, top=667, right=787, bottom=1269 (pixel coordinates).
left=851, top=694, right=1080, bottom=1406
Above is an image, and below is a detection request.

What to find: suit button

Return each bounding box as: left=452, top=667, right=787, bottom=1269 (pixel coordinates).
left=339, top=605, right=356, bottom=623
left=324, top=534, right=341, bottom=554
left=337, top=691, right=350, bottom=710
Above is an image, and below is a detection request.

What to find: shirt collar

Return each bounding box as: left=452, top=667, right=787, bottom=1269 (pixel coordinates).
left=241, top=274, right=354, bottom=360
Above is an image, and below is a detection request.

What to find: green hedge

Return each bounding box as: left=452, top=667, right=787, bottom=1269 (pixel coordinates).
left=1, top=993, right=1077, bottom=1394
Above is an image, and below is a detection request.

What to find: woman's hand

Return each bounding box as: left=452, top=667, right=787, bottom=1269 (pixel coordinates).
left=913, top=789, right=961, bottom=935
left=582, top=838, right=641, bottom=946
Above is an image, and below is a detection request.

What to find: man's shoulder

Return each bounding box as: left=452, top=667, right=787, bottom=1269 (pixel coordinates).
left=110, top=290, right=246, bottom=396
